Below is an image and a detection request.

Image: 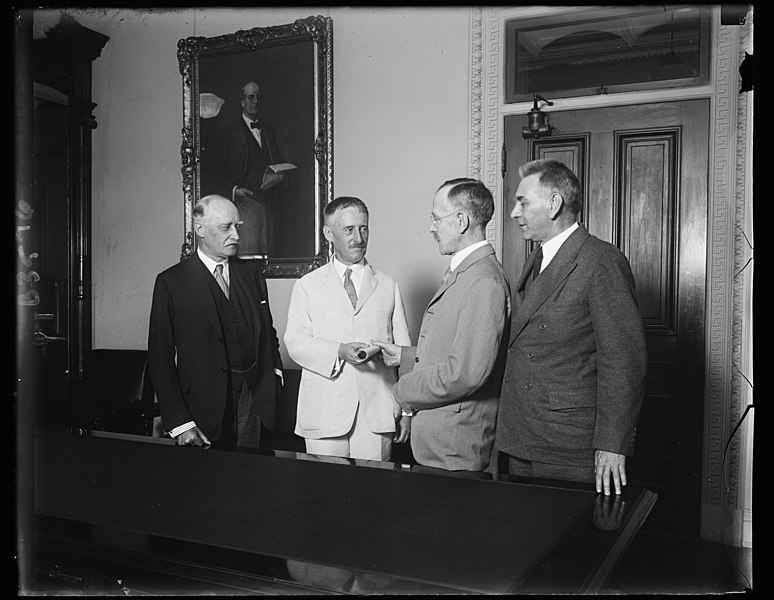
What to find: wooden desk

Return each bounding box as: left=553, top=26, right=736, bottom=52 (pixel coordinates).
left=33, top=430, right=656, bottom=595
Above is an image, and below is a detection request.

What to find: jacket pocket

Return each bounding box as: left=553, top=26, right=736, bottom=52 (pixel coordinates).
left=548, top=388, right=596, bottom=410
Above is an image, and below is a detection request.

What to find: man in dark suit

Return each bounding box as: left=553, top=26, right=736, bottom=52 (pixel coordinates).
left=207, top=81, right=287, bottom=258
left=148, top=194, right=283, bottom=449
left=496, top=159, right=647, bottom=495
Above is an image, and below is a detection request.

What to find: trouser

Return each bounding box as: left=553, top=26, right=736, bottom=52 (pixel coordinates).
left=304, top=404, right=392, bottom=462
left=216, top=364, right=260, bottom=450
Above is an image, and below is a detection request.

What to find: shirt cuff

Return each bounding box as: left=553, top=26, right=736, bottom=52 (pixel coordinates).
left=274, top=368, right=284, bottom=385
left=168, top=421, right=196, bottom=439
left=331, top=355, right=344, bottom=378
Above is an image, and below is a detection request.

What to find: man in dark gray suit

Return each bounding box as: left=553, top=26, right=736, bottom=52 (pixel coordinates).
left=496, top=159, right=647, bottom=495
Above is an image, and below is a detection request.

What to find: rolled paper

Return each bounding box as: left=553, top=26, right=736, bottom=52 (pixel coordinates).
left=356, top=345, right=381, bottom=361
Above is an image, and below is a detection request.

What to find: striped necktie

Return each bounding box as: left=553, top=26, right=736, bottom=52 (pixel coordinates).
left=214, top=263, right=230, bottom=299
left=343, top=268, right=358, bottom=309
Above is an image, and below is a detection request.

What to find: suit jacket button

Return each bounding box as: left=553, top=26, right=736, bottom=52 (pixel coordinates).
left=414, top=356, right=419, bottom=363
left=220, top=367, right=226, bottom=373
left=539, top=323, right=547, bottom=330
left=527, top=352, right=534, bottom=359
left=503, top=376, right=510, bottom=383
left=508, top=348, right=514, bottom=354
left=525, top=383, right=533, bottom=390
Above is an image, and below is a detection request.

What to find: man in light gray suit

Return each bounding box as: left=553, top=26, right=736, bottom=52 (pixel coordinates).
left=373, top=179, right=511, bottom=473
left=496, top=159, right=647, bottom=496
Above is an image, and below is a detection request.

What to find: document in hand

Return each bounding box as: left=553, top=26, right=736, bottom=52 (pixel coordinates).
left=261, top=163, right=296, bottom=191
left=269, top=163, right=297, bottom=174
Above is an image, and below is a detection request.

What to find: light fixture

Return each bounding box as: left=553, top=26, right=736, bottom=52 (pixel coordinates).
left=522, top=94, right=554, bottom=139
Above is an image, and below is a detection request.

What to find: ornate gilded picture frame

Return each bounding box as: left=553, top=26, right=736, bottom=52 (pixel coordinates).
left=178, top=16, right=333, bottom=277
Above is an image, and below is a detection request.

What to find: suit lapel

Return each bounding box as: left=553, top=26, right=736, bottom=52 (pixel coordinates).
left=183, top=255, right=222, bottom=335
left=509, top=226, right=589, bottom=345
left=230, top=260, right=263, bottom=338
left=324, top=262, right=351, bottom=309
left=428, top=244, right=495, bottom=308
left=355, top=261, right=378, bottom=314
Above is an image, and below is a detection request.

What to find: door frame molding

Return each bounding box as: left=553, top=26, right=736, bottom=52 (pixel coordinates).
left=469, top=6, right=753, bottom=546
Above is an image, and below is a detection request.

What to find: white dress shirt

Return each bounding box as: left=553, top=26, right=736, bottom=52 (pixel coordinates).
left=450, top=239, right=490, bottom=272
left=538, top=222, right=579, bottom=274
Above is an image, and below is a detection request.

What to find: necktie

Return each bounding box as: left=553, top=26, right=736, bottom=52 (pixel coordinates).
left=442, top=267, right=452, bottom=285
left=249, top=121, right=261, bottom=130
left=343, top=268, right=358, bottom=309
left=214, top=263, right=230, bottom=299
left=532, top=246, right=543, bottom=281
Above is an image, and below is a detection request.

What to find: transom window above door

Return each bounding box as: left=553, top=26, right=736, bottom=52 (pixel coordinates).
left=505, top=5, right=710, bottom=103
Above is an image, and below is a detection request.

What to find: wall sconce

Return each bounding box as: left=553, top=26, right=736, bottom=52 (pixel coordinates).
left=522, top=94, right=554, bottom=139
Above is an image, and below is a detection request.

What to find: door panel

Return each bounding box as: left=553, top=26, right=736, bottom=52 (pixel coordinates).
left=503, top=100, right=709, bottom=535
left=33, top=102, right=72, bottom=428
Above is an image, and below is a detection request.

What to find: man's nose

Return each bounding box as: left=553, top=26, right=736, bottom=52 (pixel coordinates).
left=352, top=229, right=362, bottom=244
left=511, top=203, right=522, bottom=218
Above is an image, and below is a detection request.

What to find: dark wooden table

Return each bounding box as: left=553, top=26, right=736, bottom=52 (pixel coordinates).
left=32, top=430, right=657, bottom=595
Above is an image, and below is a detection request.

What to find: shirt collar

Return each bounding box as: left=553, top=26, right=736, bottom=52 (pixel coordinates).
left=540, top=222, right=579, bottom=268
left=332, top=257, right=365, bottom=278
left=242, top=113, right=259, bottom=129
left=197, top=248, right=229, bottom=278
left=450, top=240, right=490, bottom=272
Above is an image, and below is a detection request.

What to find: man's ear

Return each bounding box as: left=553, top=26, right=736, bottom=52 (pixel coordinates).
left=549, top=193, right=565, bottom=220
left=458, top=211, right=471, bottom=233
left=322, top=224, right=333, bottom=244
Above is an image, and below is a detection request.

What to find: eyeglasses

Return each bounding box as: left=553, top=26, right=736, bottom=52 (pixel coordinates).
left=429, top=211, right=460, bottom=227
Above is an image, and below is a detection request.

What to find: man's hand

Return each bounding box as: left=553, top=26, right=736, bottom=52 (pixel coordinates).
left=338, top=342, right=369, bottom=365
left=371, top=340, right=401, bottom=367
left=234, top=186, right=255, bottom=202
left=394, top=415, right=411, bottom=444
left=176, top=427, right=211, bottom=447
left=595, top=450, right=627, bottom=495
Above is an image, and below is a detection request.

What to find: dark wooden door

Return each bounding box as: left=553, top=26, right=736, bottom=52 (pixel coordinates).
left=503, top=100, right=709, bottom=535
left=30, top=16, right=109, bottom=429
left=33, top=99, right=72, bottom=428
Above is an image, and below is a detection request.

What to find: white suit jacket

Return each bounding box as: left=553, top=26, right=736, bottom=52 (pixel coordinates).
left=284, top=260, right=411, bottom=439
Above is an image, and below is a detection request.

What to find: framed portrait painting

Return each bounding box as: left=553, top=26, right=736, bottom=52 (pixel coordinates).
left=178, top=16, right=333, bottom=277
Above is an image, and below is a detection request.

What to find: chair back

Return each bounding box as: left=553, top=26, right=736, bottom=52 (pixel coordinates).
left=83, top=349, right=157, bottom=436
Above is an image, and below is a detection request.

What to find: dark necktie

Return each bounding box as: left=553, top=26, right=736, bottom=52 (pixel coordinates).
left=532, top=246, right=543, bottom=281
left=343, top=268, right=358, bottom=309
left=214, top=263, right=230, bottom=299
left=249, top=120, right=261, bottom=130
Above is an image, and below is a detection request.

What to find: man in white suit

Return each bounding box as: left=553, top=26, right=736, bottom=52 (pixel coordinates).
left=284, top=197, right=412, bottom=461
